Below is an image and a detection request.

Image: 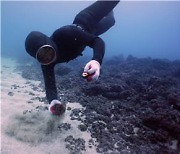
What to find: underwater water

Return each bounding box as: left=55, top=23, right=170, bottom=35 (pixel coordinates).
left=1, top=1, right=180, bottom=154
left=1, top=1, right=180, bottom=60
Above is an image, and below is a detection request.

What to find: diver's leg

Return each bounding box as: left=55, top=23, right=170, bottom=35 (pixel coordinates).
left=93, top=11, right=115, bottom=36
left=83, top=1, right=119, bottom=23
left=73, top=0, right=119, bottom=33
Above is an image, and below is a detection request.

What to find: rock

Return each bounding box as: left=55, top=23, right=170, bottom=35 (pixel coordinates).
left=27, top=101, right=33, bottom=104
left=55, top=64, right=71, bottom=76
left=78, top=124, right=87, bottom=132
left=126, top=55, right=138, bottom=61
left=173, top=67, right=180, bottom=77
left=8, top=92, right=14, bottom=96
left=70, top=108, right=84, bottom=121
left=17, top=55, right=180, bottom=154
left=142, top=114, right=180, bottom=138
left=67, top=107, right=71, bottom=110
left=168, top=93, right=180, bottom=111
left=58, top=123, right=71, bottom=132
left=65, top=135, right=86, bottom=153
left=36, top=106, right=48, bottom=111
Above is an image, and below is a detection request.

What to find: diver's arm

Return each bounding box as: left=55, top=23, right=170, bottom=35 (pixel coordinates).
left=77, top=30, right=105, bottom=81
left=82, top=38, right=104, bottom=81
left=91, top=37, right=105, bottom=65
left=77, top=29, right=105, bottom=65
left=41, top=64, right=57, bottom=104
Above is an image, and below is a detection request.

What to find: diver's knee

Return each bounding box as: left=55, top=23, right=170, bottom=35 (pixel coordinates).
left=106, top=11, right=115, bottom=26
left=109, top=17, right=115, bottom=27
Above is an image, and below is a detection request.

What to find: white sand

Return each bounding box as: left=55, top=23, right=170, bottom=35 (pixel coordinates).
left=1, top=57, right=98, bottom=154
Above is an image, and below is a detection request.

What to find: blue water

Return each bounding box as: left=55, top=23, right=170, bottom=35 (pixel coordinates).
left=1, top=1, right=180, bottom=60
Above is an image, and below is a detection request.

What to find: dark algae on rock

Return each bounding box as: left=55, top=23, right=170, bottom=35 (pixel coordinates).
left=65, top=135, right=86, bottom=154
left=18, top=55, right=180, bottom=153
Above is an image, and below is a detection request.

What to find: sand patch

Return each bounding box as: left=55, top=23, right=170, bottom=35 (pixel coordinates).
left=1, top=58, right=97, bottom=154
left=6, top=110, right=61, bottom=144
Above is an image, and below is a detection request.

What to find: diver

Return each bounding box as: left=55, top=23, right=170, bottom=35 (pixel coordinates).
left=25, top=0, right=120, bottom=115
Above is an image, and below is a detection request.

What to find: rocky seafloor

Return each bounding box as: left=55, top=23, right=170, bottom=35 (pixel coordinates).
left=16, top=55, right=180, bottom=154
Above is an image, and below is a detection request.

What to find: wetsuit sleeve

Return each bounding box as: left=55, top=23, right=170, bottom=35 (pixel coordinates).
left=77, top=30, right=105, bottom=65
left=41, top=64, right=57, bottom=104
left=91, top=37, right=105, bottom=65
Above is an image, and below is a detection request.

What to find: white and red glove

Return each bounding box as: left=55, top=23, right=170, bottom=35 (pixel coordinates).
left=83, top=60, right=100, bottom=81
left=49, top=100, right=66, bottom=115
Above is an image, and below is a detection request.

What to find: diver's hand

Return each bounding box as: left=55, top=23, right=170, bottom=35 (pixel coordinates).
left=49, top=100, right=66, bottom=115
left=83, top=60, right=100, bottom=81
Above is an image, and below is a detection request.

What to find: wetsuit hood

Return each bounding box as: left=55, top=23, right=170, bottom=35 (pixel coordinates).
left=25, top=31, right=57, bottom=58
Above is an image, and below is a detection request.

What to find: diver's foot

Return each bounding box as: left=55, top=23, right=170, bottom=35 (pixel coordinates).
left=49, top=100, right=66, bottom=115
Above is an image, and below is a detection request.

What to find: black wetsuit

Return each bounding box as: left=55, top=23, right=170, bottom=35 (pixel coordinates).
left=50, top=25, right=104, bottom=64
left=25, top=0, right=120, bottom=103
left=41, top=25, right=105, bottom=103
